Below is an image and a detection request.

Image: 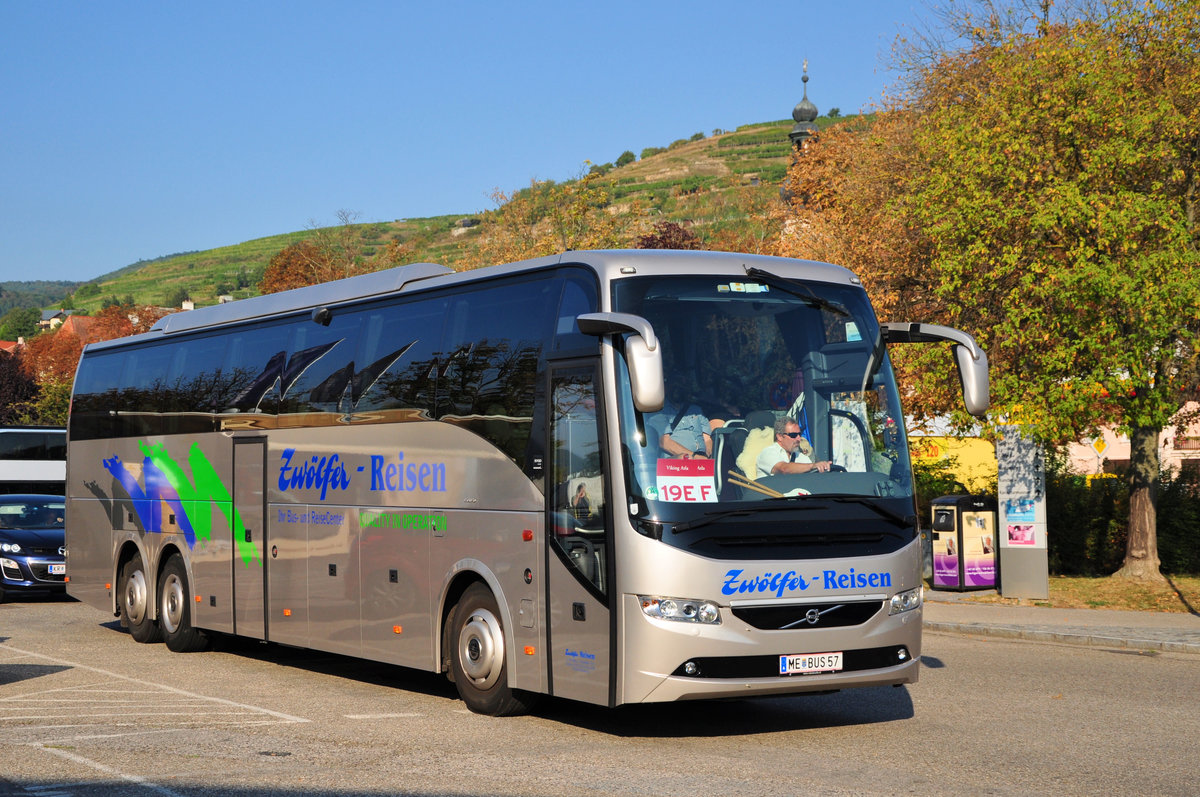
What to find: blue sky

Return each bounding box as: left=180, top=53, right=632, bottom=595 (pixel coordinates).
left=1, top=1, right=922, bottom=284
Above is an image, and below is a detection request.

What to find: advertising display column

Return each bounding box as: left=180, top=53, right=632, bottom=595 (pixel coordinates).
left=996, top=426, right=1049, bottom=599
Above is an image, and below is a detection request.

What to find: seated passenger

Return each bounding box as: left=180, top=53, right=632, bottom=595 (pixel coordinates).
left=756, top=417, right=833, bottom=477
left=651, top=382, right=713, bottom=459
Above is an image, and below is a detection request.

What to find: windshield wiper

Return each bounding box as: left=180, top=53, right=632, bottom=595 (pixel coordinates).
left=744, top=266, right=849, bottom=317
left=820, top=495, right=916, bottom=528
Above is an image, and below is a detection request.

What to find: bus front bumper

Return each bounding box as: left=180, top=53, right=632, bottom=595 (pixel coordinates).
left=620, top=594, right=923, bottom=704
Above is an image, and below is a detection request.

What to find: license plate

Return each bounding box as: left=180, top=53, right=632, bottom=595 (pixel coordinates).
left=779, top=651, right=843, bottom=675
left=49, top=563, right=66, bottom=575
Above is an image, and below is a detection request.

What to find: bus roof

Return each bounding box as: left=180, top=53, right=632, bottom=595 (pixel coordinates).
left=83, top=249, right=858, bottom=352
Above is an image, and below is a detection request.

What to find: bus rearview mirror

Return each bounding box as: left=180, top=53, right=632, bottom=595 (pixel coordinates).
left=881, top=322, right=990, bottom=418
left=576, top=312, right=665, bottom=413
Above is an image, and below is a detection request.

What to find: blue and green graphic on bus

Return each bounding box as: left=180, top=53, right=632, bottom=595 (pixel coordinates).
left=102, top=440, right=260, bottom=567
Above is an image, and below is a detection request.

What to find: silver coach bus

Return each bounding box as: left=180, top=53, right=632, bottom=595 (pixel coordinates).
left=66, top=249, right=987, bottom=715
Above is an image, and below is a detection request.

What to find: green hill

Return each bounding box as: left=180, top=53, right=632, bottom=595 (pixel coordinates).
left=63, top=117, right=847, bottom=313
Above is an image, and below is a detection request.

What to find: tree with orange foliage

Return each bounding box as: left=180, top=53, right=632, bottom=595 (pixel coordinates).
left=17, top=303, right=172, bottom=424
left=259, top=211, right=380, bottom=294
left=19, top=327, right=83, bottom=384
left=259, top=240, right=332, bottom=294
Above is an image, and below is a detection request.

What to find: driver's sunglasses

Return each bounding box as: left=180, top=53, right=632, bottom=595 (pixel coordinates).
left=782, top=432, right=803, bottom=438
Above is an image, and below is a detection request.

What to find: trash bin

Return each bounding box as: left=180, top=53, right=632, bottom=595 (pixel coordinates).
left=930, top=495, right=997, bottom=591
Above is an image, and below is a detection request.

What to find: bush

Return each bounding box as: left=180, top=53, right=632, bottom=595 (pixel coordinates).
left=640, top=146, right=666, bottom=159
left=1045, top=459, right=1200, bottom=575
left=615, top=150, right=636, bottom=167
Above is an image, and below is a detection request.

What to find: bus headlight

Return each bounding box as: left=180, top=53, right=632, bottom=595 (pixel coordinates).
left=639, top=596, right=722, bottom=625
left=888, top=586, right=923, bottom=615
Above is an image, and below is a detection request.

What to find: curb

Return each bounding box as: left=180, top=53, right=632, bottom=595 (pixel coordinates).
left=924, top=621, right=1200, bottom=655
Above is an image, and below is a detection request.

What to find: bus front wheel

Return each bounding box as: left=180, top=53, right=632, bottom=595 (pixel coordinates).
left=449, top=583, right=536, bottom=716
left=120, top=554, right=161, bottom=644
left=158, top=554, right=209, bottom=653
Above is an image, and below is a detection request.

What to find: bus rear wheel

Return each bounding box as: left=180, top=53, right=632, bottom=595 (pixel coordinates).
left=120, top=554, right=161, bottom=644
left=158, top=554, right=209, bottom=652
left=449, top=583, right=536, bottom=716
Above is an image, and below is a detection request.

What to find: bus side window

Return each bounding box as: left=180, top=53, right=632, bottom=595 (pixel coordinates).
left=280, top=310, right=362, bottom=416
left=438, top=279, right=556, bottom=467
left=165, top=334, right=228, bottom=417
left=352, top=296, right=446, bottom=421
left=553, top=273, right=599, bottom=351
left=222, top=323, right=292, bottom=414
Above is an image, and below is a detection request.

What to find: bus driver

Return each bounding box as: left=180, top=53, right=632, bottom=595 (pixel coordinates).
left=756, top=417, right=833, bottom=477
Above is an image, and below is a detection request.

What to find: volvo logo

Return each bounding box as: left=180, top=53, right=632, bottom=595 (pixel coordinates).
left=782, top=603, right=847, bottom=629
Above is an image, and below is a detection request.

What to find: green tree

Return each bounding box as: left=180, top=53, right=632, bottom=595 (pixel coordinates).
left=10, top=380, right=71, bottom=426
left=616, top=150, right=636, bottom=167
left=165, top=286, right=190, bottom=307
left=894, top=0, right=1200, bottom=582
left=0, top=307, right=41, bottom=340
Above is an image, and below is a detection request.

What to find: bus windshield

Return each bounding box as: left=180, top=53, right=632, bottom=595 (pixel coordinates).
left=613, top=273, right=913, bottom=527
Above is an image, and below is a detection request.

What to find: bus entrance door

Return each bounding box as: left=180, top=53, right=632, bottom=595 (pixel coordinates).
left=547, top=366, right=612, bottom=707
left=232, top=438, right=267, bottom=640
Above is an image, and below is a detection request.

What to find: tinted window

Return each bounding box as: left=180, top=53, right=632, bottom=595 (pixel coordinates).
left=279, top=310, right=362, bottom=416
left=0, top=431, right=64, bottom=460
left=439, top=277, right=557, bottom=465
left=70, top=350, right=128, bottom=440
left=222, top=321, right=292, bottom=414
left=553, top=272, right=600, bottom=351
left=164, top=334, right=229, bottom=413
left=352, top=295, right=448, bottom=421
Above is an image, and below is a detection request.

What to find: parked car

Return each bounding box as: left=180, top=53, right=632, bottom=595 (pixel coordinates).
left=0, top=494, right=66, bottom=601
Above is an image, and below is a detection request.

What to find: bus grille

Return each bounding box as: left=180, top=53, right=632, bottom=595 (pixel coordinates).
left=670, top=645, right=909, bottom=679
left=730, top=601, right=883, bottom=630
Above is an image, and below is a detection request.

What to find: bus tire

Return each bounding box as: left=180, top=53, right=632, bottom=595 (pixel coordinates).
left=120, top=554, right=161, bottom=644
left=449, top=582, right=536, bottom=716
left=158, top=554, right=209, bottom=653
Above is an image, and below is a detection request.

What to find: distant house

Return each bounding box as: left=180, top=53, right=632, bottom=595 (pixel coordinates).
left=39, top=309, right=75, bottom=330
left=0, top=340, right=20, bottom=356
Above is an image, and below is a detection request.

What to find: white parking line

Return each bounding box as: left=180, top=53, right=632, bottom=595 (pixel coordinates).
left=33, top=745, right=186, bottom=797
left=0, top=643, right=310, bottom=723
left=1, top=641, right=312, bottom=788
